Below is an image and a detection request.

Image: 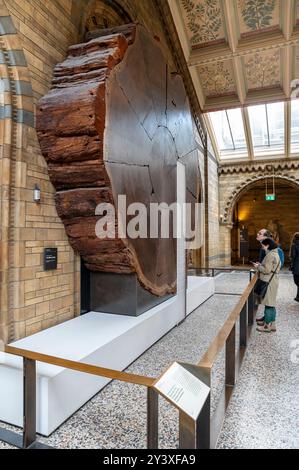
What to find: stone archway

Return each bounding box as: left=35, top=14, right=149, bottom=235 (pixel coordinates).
left=0, top=0, right=35, bottom=346
left=223, top=173, right=299, bottom=225
left=220, top=174, right=299, bottom=266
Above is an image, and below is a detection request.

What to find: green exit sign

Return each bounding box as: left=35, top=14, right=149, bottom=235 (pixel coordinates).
left=265, top=194, right=276, bottom=201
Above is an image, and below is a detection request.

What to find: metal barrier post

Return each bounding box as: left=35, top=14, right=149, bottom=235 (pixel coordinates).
left=23, top=358, right=37, bottom=449
left=225, top=325, right=236, bottom=387
left=147, top=388, right=159, bottom=449
left=195, top=393, right=211, bottom=449
left=248, top=289, right=255, bottom=326
left=240, top=302, right=248, bottom=348
left=179, top=395, right=210, bottom=449
left=179, top=412, right=196, bottom=449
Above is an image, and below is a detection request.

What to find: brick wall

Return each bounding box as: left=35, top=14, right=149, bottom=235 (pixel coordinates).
left=208, top=156, right=221, bottom=266
left=0, top=0, right=81, bottom=345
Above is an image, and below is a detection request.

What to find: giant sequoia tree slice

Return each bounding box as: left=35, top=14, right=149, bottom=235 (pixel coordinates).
left=37, top=24, right=200, bottom=297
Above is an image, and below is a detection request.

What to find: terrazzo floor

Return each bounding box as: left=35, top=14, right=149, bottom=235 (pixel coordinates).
left=0, top=272, right=298, bottom=449
left=217, top=273, right=299, bottom=449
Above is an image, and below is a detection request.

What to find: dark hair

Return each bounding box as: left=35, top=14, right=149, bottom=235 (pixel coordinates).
left=261, top=238, right=278, bottom=251
left=289, top=233, right=299, bottom=257
left=264, top=230, right=273, bottom=238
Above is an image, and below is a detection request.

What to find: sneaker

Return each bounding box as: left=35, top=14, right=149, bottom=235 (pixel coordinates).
left=270, top=322, right=277, bottom=332
left=256, top=323, right=272, bottom=333
left=256, top=316, right=265, bottom=324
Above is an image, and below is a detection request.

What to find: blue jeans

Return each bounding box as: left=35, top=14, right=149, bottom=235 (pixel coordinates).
left=264, top=306, right=276, bottom=324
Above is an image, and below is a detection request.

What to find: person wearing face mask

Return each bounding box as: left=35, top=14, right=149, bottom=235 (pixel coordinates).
left=252, top=238, right=281, bottom=333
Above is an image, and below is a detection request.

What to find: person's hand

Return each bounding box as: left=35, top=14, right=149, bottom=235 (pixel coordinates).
left=252, top=262, right=260, bottom=268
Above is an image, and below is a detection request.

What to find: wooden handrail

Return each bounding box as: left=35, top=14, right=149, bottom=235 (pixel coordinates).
left=197, top=274, right=257, bottom=370
left=5, top=345, right=156, bottom=387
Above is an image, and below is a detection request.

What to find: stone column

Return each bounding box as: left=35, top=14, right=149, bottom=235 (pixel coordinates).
left=219, top=222, right=233, bottom=266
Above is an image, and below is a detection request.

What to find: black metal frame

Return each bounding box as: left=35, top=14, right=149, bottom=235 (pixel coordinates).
left=0, top=358, right=52, bottom=449
left=0, top=357, right=159, bottom=450
left=188, top=266, right=256, bottom=279
left=147, top=388, right=159, bottom=449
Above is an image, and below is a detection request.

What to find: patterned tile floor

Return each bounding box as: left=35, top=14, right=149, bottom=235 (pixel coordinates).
left=0, top=272, right=298, bottom=449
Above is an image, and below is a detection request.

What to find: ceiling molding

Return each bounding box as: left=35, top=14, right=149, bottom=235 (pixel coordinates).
left=188, top=37, right=299, bottom=67
left=170, top=0, right=298, bottom=112
left=218, top=158, right=299, bottom=174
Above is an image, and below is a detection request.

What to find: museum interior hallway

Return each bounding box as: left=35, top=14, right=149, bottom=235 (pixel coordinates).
left=1, top=0, right=299, bottom=453
left=0, top=271, right=298, bottom=450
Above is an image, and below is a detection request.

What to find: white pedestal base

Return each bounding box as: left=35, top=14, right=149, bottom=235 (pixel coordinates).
left=187, top=276, right=214, bottom=315
left=0, top=276, right=214, bottom=436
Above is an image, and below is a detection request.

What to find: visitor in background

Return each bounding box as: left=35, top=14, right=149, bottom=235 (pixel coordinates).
left=290, top=233, right=299, bottom=302
left=256, top=228, right=285, bottom=267
left=252, top=238, right=281, bottom=333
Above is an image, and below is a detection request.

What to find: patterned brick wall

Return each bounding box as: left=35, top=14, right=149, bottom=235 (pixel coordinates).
left=0, top=0, right=82, bottom=347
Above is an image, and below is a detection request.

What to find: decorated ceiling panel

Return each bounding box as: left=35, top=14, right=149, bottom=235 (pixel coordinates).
left=237, top=0, right=280, bottom=38
left=197, top=59, right=236, bottom=97
left=170, top=0, right=299, bottom=112
left=243, top=49, right=281, bottom=91
left=180, top=0, right=227, bottom=48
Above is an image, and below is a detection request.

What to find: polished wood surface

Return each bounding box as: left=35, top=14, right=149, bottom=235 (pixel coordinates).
left=5, top=345, right=155, bottom=387
left=197, top=275, right=257, bottom=369
left=37, top=24, right=200, bottom=297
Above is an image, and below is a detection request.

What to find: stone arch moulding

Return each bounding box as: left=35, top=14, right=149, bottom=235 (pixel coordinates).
left=223, top=173, right=299, bottom=225
left=0, top=0, right=35, bottom=345
left=76, top=0, right=133, bottom=39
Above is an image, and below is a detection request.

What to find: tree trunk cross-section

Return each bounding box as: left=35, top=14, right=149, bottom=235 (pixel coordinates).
left=37, top=24, right=201, bottom=297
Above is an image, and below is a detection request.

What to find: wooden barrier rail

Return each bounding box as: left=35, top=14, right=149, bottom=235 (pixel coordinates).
left=178, top=273, right=258, bottom=449
left=198, top=274, right=257, bottom=369
left=1, top=346, right=159, bottom=450
left=0, top=273, right=258, bottom=450
left=5, top=346, right=155, bottom=387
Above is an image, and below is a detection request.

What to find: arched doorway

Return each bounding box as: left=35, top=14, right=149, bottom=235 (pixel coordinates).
left=229, top=177, right=299, bottom=265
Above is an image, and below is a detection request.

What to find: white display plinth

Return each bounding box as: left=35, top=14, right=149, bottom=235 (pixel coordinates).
left=0, top=276, right=214, bottom=436
left=187, top=276, right=214, bottom=315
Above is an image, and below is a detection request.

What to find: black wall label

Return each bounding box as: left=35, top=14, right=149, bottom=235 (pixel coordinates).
left=44, top=248, right=58, bottom=271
